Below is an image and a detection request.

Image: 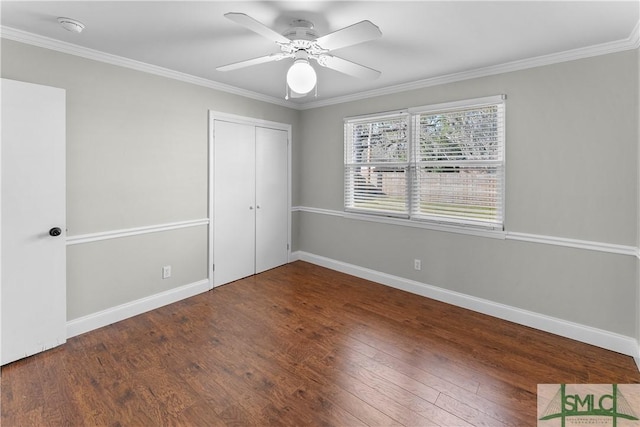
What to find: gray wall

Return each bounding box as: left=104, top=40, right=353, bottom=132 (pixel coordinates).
left=1, top=39, right=300, bottom=319
left=296, top=50, right=639, bottom=337
left=637, top=47, right=640, bottom=352
left=2, top=37, right=638, bottom=341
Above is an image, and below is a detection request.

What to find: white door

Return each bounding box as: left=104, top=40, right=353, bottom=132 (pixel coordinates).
left=255, top=127, right=288, bottom=273
left=1, top=79, right=66, bottom=365
left=213, top=120, right=256, bottom=286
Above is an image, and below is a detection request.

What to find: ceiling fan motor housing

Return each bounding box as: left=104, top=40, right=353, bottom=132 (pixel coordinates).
left=282, top=19, right=317, bottom=41
left=279, top=19, right=326, bottom=57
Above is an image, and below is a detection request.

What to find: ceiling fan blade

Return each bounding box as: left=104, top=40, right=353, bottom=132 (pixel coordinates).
left=319, top=55, right=381, bottom=80
left=217, top=53, right=288, bottom=72
left=315, top=20, right=382, bottom=51
left=224, top=12, right=290, bottom=44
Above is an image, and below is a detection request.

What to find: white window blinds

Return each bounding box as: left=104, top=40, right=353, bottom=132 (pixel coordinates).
left=344, top=113, right=409, bottom=217
left=411, top=98, right=505, bottom=228
left=344, top=96, right=505, bottom=229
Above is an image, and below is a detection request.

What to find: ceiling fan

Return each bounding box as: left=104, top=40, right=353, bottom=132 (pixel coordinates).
left=216, top=13, right=382, bottom=98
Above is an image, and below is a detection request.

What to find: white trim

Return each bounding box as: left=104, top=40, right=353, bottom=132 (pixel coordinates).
left=66, top=218, right=209, bottom=245
left=344, top=109, right=408, bottom=123
left=2, top=22, right=638, bottom=112
left=299, top=27, right=640, bottom=110
left=66, top=279, right=210, bottom=338
left=506, top=232, right=638, bottom=257
left=292, top=251, right=639, bottom=357
left=292, top=206, right=343, bottom=218
left=343, top=211, right=505, bottom=240
left=293, top=205, right=640, bottom=256
left=293, top=206, right=506, bottom=239
left=208, top=113, right=215, bottom=290
left=408, top=94, right=506, bottom=114
left=0, top=26, right=295, bottom=109
left=209, top=111, right=292, bottom=132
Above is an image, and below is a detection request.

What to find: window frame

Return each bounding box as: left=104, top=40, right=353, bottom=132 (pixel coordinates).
left=344, top=95, right=506, bottom=231
left=344, top=110, right=411, bottom=218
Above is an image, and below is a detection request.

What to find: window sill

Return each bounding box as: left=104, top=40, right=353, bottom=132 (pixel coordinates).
left=292, top=206, right=506, bottom=240
left=344, top=211, right=506, bottom=239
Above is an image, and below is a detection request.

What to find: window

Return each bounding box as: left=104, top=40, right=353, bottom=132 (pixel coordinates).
left=344, top=112, right=409, bottom=217
left=344, top=95, right=505, bottom=230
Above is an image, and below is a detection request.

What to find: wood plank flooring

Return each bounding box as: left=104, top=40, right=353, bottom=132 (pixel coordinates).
left=2, top=261, right=639, bottom=426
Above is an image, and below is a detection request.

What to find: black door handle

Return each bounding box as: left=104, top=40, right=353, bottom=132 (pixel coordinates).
left=49, top=227, right=62, bottom=237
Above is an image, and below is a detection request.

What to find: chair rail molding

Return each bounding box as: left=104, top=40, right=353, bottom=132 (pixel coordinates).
left=66, top=218, right=210, bottom=245
left=292, top=206, right=638, bottom=256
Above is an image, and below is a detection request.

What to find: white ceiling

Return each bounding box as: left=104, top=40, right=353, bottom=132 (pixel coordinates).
left=2, top=1, right=639, bottom=107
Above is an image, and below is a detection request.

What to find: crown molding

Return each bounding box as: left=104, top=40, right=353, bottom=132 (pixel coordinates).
left=299, top=20, right=640, bottom=110
left=2, top=20, right=638, bottom=112
left=0, top=26, right=297, bottom=109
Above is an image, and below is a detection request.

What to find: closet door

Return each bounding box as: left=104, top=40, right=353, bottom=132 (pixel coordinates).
left=213, top=120, right=256, bottom=286
left=255, top=127, right=289, bottom=273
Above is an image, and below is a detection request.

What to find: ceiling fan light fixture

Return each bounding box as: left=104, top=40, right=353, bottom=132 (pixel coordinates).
left=286, top=58, right=317, bottom=95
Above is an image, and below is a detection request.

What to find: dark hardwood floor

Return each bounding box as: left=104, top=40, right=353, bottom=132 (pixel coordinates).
left=2, top=261, right=639, bottom=426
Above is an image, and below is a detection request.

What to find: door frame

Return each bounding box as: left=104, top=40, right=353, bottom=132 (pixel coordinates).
left=208, top=111, right=292, bottom=289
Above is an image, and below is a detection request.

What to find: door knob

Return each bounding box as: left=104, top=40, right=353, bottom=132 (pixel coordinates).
left=49, top=227, right=62, bottom=237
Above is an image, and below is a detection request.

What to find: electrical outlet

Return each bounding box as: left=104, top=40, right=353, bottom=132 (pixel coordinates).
left=162, top=265, right=172, bottom=279
left=414, top=259, right=422, bottom=271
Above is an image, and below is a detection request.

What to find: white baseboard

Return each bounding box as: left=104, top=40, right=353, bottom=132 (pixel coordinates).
left=66, top=279, right=211, bottom=338
left=291, top=251, right=639, bottom=358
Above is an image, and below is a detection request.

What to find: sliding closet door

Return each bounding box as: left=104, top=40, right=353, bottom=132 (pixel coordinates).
left=255, top=127, right=289, bottom=273
left=213, top=120, right=256, bottom=286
